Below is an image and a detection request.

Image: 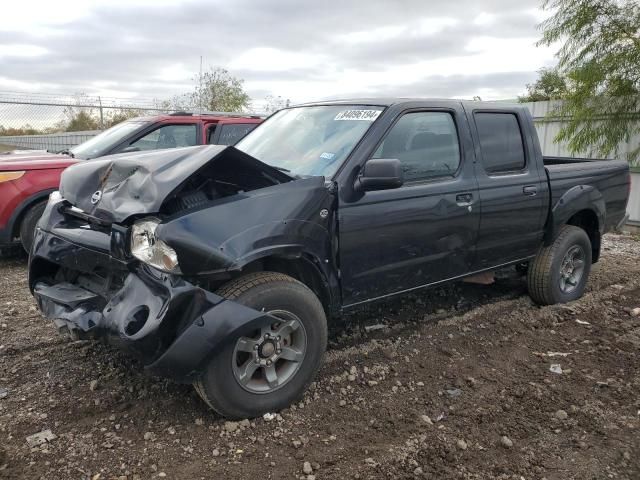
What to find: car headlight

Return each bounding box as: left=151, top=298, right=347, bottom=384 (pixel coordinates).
left=130, top=218, right=180, bottom=272
left=0, top=171, right=25, bottom=183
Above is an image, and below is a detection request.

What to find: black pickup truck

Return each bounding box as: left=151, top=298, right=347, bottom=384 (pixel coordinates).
left=29, top=99, right=630, bottom=418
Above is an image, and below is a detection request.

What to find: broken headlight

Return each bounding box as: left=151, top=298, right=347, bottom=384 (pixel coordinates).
left=130, top=218, right=180, bottom=272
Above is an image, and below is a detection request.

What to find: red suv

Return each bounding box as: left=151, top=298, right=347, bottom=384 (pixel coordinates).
left=0, top=113, right=262, bottom=252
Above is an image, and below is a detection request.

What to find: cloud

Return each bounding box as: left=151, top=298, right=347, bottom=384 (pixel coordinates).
left=0, top=0, right=554, bottom=106
left=0, top=44, right=48, bottom=58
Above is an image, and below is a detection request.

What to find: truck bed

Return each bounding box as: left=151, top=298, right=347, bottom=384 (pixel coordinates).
left=543, top=156, right=630, bottom=234
left=543, top=155, right=611, bottom=165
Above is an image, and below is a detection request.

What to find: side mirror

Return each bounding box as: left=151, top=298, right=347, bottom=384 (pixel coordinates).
left=120, top=146, right=140, bottom=153
left=355, top=158, right=404, bottom=192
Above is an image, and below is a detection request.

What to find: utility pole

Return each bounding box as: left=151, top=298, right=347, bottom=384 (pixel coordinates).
left=199, top=56, right=203, bottom=114
left=98, top=96, right=104, bottom=129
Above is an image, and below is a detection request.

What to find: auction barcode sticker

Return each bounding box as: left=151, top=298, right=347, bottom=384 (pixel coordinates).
left=334, top=110, right=381, bottom=121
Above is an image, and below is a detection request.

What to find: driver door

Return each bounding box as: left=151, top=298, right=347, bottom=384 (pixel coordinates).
left=338, top=108, right=480, bottom=306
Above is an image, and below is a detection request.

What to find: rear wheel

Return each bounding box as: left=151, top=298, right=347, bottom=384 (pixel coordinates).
left=194, top=272, right=327, bottom=419
left=19, top=201, right=46, bottom=253
left=527, top=225, right=592, bottom=305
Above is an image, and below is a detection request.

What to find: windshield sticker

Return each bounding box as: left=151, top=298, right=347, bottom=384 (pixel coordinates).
left=320, top=152, right=336, bottom=160
left=334, top=110, right=381, bottom=121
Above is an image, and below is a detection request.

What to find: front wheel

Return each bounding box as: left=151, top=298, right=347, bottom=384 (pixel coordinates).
left=527, top=225, right=592, bottom=305
left=194, top=272, right=327, bottom=419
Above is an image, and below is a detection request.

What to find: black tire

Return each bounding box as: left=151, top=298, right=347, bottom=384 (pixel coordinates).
left=19, top=201, right=46, bottom=253
left=194, top=272, right=327, bottom=419
left=528, top=225, right=592, bottom=305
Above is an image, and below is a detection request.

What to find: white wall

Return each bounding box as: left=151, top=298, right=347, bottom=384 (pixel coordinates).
left=0, top=130, right=100, bottom=152
left=628, top=172, right=640, bottom=227
left=520, top=101, right=639, bottom=224
left=521, top=100, right=640, bottom=161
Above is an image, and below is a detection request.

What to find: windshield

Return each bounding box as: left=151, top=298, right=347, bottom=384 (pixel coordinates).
left=70, top=120, right=147, bottom=159
left=235, top=105, right=384, bottom=177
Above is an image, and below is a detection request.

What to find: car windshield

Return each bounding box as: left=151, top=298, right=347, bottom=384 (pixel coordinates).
left=235, top=105, right=384, bottom=177
left=70, top=120, right=147, bottom=159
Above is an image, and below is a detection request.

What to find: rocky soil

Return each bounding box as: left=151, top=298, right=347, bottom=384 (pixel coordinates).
left=1, top=234, right=639, bottom=480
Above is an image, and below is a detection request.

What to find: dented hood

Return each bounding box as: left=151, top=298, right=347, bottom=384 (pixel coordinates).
left=59, top=145, right=290, bottom=223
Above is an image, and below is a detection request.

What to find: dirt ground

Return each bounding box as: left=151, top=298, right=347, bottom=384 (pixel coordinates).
left=1, top=234, right=639, bottom=480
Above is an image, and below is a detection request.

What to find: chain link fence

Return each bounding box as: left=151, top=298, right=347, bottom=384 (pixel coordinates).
left=1, top=91, right=638, bottom=228
left=2, top=92, right=639, bottom=164
left=0, top=91, right=185, bottom=152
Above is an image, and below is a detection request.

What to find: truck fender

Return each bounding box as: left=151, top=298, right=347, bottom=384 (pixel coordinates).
left=545, top=185, right=605, bottom=245
left=147, top=245, right=340, bottom=382
left=222, top=220, right=340, bottom=314
left=145, top=297, right=283, bottom=382
left=235, top=246, right=340, bottom=315
left=221, top=220, right=331, bottom=267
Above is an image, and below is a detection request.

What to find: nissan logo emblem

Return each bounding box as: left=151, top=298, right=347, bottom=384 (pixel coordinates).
left=91, top=190, right=102, bottom=205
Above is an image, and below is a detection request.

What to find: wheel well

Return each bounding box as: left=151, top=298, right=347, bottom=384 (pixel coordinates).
left=566, top=209, right=601, bottom=262
left=11, top=196, right=48, bottom=240
left=234, top=255, right=333, bottom=316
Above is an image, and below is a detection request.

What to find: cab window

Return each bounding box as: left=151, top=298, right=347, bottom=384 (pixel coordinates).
left=128, top=124, right=198, bottom=151
left=474, top=113, right=526, bottom=173
left=372, top=111, right=461, bottom=182
left=214, top=124, right=257, bottom=145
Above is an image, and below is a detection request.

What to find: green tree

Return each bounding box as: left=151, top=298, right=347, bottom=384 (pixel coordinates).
left=66, top=110, right=99, bottom=131
left=59, top=94, right=100, bottom=131
left=104, top=108, right=144, bottom=128
left=0, top=124, right=41, bottom=136
left=537, top=0, right=640, bottom=163
left=154, top=94, right=192, bottom=112
left=264, top=95, right=290, bottom=114
left=191, top=67, right=251, bottom=112
left=519, top=68, right=571, bottom=102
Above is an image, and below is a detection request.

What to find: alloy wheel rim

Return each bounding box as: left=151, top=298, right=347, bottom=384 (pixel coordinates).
left=559, top=245, right=586, bottom=294
left=231, top=310, right=307, bottom=394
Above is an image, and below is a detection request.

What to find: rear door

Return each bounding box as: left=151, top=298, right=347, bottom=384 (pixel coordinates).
left=338, top=105, right=480, bottom=306
left=464, top=107, right=546, bottom=269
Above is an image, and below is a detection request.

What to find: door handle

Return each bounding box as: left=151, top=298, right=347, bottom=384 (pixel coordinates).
left=523, top=185, right=538, bottom=196
left=456, top=193, right=474, bottom=206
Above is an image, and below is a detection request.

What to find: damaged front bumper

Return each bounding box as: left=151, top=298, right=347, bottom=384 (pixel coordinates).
left=29, top=200, right=277, bottom=383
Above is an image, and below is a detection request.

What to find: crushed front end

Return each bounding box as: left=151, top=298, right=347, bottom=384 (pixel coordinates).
left=28, top=146, right=335, bottom=384
left=29, top=195, right=279, bottom=382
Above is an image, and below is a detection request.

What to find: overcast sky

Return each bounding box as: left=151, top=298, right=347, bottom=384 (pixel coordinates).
left=0, top=0, right=557, bottom=108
